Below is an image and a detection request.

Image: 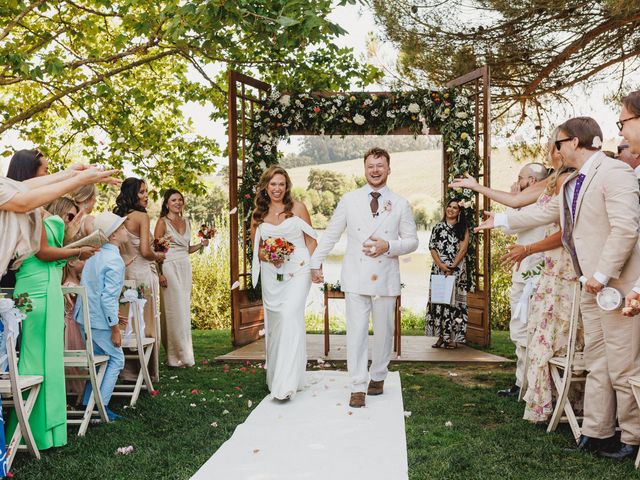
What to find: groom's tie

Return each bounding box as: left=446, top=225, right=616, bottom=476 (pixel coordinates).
left=370, top=192, right=381, bottom=217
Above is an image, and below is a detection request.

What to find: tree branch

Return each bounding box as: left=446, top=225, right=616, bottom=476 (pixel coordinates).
left=0, top=49, right=178, bottom=134
left=0, top=0, right=47, bottom=42
left=522, top=15, right=640, bottom=97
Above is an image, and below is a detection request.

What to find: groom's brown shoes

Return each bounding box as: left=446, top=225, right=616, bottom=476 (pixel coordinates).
left=367, top=380, right=384, bottom=396
left=349, top=392, right=366, bottom=408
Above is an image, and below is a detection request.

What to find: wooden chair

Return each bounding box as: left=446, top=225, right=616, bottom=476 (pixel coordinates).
left=112, top=280, right=154, bottom=406
left=546, top=282, right=585, bottom=441
left=0, top=288, right=43, bottom=471
left=62, top=286, right=110, bottom=435
left=628, top=376, right=640, bottom=468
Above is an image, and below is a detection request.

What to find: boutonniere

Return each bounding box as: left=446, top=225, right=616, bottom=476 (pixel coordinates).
left=383, top=200, right=392, bottom=213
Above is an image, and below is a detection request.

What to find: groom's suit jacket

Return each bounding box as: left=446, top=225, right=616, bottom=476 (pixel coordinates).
left=504, top=151, right=640, bottom=292
left=310, top=185, right=418, bottom=296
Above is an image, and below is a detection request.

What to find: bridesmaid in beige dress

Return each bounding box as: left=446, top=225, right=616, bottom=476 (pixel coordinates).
left=155, top=189, right=209, bottom=368
left=114, top=177, right=165, bottom=382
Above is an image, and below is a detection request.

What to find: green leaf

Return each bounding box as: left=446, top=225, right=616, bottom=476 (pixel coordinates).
left=276, top=16, right=300, bottom=27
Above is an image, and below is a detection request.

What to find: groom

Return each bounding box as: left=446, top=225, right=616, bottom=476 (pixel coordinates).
left=310, top=147, right=418, bottom=408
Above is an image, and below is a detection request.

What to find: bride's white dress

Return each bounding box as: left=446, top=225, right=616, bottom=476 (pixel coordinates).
left=252, top=215, right=317, bottom=400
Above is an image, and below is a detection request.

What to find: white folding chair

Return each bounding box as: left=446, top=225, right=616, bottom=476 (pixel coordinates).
left=0, top=288, right=43, bottom=471
left=112, top=280, right=154, bottom=406
left=628, top=376, right=640, bottom=468
left=62, top=286, right=110, bottom=435
left=546, top=282, right=585, bottom=441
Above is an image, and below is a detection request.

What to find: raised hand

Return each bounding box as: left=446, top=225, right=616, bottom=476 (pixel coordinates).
left=78, top=166, right=122, bottom=186
left=448, top=173, right=479, bottom=190
left=473, top=211, right=495, bottom=233
left=64, top=209, right=86, bottom=242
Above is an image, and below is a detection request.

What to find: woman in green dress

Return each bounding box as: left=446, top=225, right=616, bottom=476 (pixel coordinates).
left=6, top=197, right=97, bottom=450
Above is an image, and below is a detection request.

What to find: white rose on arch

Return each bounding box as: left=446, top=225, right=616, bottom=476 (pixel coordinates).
left=353, top=114, right=366, bottom=126
left=278, top=95, right=291, bottom=107
left=408, top=103, right=420, bottom=114
left=455, top=111, right=468, bottom=119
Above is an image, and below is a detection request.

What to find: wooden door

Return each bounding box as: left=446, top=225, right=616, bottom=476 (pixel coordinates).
left=228, top=70, right=271, bottom=346
left=446, top=66, right=492, bottom=346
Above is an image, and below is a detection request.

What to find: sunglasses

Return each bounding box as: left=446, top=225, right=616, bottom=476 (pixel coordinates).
left=66, top=212, right=76, bottom=222
left=554, top=137, right=574, bottom=151
left=616, top=115, right=640, bottom=131
left=618, top=144, right=629, bottom=154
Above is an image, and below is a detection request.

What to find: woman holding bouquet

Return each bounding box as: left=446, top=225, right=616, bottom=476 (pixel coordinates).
left=155, top=189, right=211, bottom=368
left=250, top=165, right=317, bottom=400
left=114, top=177, right=164, bottom=382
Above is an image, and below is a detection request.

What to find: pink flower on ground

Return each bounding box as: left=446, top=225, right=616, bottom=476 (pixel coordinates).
left=151, top=389, right=160, bottom=397
left=191, top=389, right=199, bottom=395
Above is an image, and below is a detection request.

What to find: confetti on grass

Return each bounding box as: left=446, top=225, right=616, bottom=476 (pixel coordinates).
left=116, top=446, right=134, bottom=455
left=445, top=421, right=453, bottom=428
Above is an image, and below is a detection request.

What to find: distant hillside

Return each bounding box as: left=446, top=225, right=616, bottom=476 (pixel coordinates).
left=286, top=147, right=525, bottom=214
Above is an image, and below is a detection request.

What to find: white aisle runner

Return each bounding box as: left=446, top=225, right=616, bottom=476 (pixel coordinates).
left=191, top=371, right=408, bottom=480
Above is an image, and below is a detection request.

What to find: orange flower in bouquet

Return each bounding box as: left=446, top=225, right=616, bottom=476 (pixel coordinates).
left=260, top=237, right=295, bottom=281
left=153, top=235, right=171, bottom=253
left=197, top=224, right=216, bottom=240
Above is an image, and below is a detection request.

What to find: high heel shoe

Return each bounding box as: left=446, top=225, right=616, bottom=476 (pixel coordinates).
left=431, top=337, right=445, bottom=348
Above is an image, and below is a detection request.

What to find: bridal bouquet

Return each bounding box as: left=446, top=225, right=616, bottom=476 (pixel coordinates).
left=261, top=237, right=295, bottom=281
left=153, top=235, right=171, bottom=253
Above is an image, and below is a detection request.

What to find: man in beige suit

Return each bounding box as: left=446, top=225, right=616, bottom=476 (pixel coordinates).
left=479, top=117, right=640, bottom=460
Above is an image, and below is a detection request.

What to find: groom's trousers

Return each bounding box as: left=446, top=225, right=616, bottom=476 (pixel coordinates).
left=345, top=293, right=396, bottom=393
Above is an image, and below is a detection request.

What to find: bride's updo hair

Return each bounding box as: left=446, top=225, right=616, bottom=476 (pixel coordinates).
left=252, top=165, right=294, bottom=225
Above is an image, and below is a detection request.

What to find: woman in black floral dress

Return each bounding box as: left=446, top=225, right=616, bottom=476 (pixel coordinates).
left=425, top=198, right=469, bottom=349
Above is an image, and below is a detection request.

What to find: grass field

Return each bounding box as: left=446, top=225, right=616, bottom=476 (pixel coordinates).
left=10, top=330, right=638, bottom=479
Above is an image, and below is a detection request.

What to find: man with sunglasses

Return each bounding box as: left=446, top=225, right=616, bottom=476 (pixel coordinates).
left=618, top=91, right=640, bottom=155
left=478, top=116, right=640, bottom=460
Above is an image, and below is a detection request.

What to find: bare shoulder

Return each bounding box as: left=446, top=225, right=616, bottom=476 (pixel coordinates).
left=291, top=200, right=309, bottom=215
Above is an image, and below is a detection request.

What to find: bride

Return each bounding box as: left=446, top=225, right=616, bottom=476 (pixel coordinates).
left=250, top=165, right=317, bottom=400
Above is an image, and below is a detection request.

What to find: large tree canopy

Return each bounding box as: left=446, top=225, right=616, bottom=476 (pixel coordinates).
left=372, top=0, right=640, bottom=128
left=1, top=0, right=379, bottom=193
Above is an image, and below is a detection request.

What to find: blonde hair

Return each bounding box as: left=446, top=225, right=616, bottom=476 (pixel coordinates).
left=46, top=197, right=78, bottom=219
left=544, top=127, right=573, bottom=196
left=69, top=184, right=97, bottom=205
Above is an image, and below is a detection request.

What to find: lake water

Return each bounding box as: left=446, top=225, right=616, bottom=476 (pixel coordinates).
left=305, top=230, right=433, bottom=319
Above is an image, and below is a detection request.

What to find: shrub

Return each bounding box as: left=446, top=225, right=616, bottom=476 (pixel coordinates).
left=490, top=229, right=515, bottom=331
left=190, top=215, right=231, bottom=329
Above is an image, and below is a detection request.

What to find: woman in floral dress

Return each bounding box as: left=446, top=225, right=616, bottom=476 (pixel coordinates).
left=425, top=198, right=470, bottom=349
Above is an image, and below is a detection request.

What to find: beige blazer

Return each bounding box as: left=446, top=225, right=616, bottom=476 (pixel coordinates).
left=506, top=152, right=640, bottom=292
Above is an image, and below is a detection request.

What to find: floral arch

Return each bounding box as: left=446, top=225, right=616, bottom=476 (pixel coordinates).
left=228, top=68, right=492, bottom=347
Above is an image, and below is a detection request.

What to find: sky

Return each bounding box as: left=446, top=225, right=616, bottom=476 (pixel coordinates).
left=2, top=2, right=635, bottom=173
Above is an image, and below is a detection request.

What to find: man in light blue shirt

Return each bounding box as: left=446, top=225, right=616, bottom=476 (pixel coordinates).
left=74, top=212, right=128, bottom=421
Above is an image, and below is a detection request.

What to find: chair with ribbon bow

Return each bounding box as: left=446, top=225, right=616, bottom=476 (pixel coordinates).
left=0, top=288, right=43, bottom=471
left=112, top=280, right=154, bottom=406
left=62, top=286, right=110, bottom=435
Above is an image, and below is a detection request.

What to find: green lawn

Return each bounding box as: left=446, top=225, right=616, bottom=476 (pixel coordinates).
left=10, top=330, right=638, bottom=479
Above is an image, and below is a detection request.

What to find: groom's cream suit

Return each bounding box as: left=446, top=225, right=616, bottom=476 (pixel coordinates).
left=310, top=185, right=418, bottom=392
left=496, top=151, right=640, bottom=444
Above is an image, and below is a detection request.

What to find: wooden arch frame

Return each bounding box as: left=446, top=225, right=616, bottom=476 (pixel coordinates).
left=227, top=67, right=492, bottom=347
